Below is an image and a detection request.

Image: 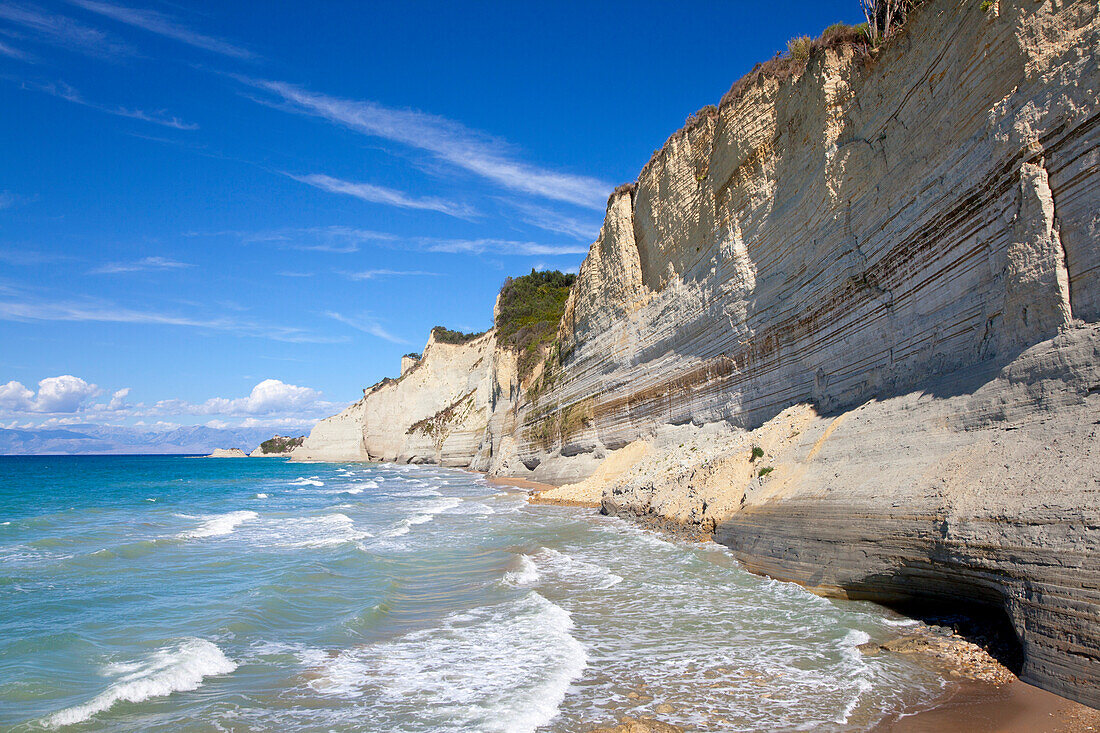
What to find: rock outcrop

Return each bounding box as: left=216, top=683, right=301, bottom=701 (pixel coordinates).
left=298, top=0, right=1099, bottom=706
left=249, top=435, right=304, bottom=457
left=295, top=330, right=495, bottom=465
left=207, top=448, right=247, bottom=458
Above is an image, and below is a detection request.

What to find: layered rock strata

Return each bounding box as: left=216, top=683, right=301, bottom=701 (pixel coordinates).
left=296, top=0, right=1099, bottom=706
left=296, top=330, right=496, bottom=464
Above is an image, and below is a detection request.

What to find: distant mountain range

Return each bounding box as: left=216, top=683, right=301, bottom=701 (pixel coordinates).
left=0, top=424, right=312, bottom=455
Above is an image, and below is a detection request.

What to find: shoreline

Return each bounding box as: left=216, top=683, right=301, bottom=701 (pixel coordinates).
left=507, top=483, right=1098, bottom=731
left=873, top=679, right=1100, bottom=732
left=278, top=459, right=1099, bottom=728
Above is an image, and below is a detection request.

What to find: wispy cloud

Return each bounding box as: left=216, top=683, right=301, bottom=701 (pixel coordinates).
left=0, top=248, right=70, bottom=265
left=416, top=238, right=589, bottom=256
left=0, top=38, right=29, bottom=59
left=188, top=226, right=585, bottom=258
left=0, top=2, right=131, bottom=58
left=324, top=311, right=409, bottom=344
left=187, top=225, right=397, bottom=254
left=0, top=296, right=343, bottom=343
left=90, top=256, right=193, bottom=274
left=28, top=80, right=198, bottom=130
left=506, top=199, right=601, bottom=241
left=343, top=269, right=438, bottom=281
left=67, top=0, right=253, bottom=59
left=288, top=173, right=476, bottom=219
left=242, top=78, right=611, bottom=210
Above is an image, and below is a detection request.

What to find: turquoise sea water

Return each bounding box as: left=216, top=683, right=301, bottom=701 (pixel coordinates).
left=0, top=456, right=946, bottom=731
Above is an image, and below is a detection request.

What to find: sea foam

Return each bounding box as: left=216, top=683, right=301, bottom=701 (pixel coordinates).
left=383, top=496, right=462, bottom=538
left=307, top=592, right=586, bottom=733
left=177, top=510, right=257, bottom=539
left=503, top=554, right=540, bottom=587
left=43, top=638, right=236, bottom=727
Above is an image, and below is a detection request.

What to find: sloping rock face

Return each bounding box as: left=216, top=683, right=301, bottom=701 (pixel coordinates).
left=294, top=331, right=495, bottom=465
left=551, top=0, right=1100, bottom=705
left=710, top=329, right=1099, bottom=707
left=291, top=398, right=369, bottom=461
left=524, top=0, right=1099, bottom=477
left=297, top=0, right=1098, bottom=705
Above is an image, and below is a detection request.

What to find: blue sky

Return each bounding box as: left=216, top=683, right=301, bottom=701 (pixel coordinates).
left=0, top=0, right=861, bottom=432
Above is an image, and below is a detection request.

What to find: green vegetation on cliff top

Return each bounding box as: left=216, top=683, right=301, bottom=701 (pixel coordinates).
left=495, top=269, right=576, bottom=379
left=431, top=327, right=485, bottom=345
left=259, top=435, right=305, bottom=454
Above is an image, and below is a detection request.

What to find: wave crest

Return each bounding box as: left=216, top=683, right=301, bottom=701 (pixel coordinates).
left=44, top=638, right=236, bottom=727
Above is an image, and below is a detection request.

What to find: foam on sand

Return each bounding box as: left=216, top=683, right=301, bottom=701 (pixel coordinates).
left=177, top=511, right=257, bottom=539
left=43, top=638, right=236, bottom=727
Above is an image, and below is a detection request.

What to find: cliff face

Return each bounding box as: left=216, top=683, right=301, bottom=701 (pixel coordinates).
left=295, top=331, right=496, bottom=465
left=298, top=0, right=1099, bottom=706
left=521, top=0, right=1098, bottom=475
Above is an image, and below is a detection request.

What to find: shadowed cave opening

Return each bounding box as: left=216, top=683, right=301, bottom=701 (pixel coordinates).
left=879, top=596, right=1025, bottom=676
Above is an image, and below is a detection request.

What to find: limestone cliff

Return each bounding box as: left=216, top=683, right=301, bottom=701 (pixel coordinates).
left=299, top=0, right=1099, bottom=706
left=295, top=330, right=495, bottom=465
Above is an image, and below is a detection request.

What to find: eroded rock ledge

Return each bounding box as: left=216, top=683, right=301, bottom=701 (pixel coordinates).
left=296, top=0, right=1099, bottom=707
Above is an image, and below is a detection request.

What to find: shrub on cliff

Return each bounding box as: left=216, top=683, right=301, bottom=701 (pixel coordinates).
left=720, top=21, right=870, bottom=109
left=496, top=269, right=576, bottom=379
left=431, top=327, right=485, bottom=345
left=787, top=35, right=814, bottom=64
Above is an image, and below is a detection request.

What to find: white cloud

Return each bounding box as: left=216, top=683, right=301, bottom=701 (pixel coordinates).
left=67, top=0, right=253, bottom=59
left=0, top=380, right=34, bottom=411
left=507, top=200, right=601, bottom=241
left=1, top=377, right=342, bottom=431
left=0, top=375, right=100, bottom=413
left=106, top=387, right=130, bottom=410
left=418, top=238, right=589, bottom=256
left=189, top=226, right=583, bottom=259
left=151, top=379, right=332, bottom=418
left=34, top=375, right=100, bottom=412
left=288, top=173, right=476, bottom=219
left=188, top=225, right=398, bottom=254
left=234, top=378, right=320, bottom=414
left=27, top=81, right=199, bottom=130
left=91, top=256, right=192, bottom=274
left=243, top=78, right=611, bottom=209
left=344, top=269, right=438, bottom=281
left=324, top=311, right=409, bottom=344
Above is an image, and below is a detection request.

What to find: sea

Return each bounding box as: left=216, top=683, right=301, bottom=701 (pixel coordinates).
left=0, top=455, right=948, bottom=731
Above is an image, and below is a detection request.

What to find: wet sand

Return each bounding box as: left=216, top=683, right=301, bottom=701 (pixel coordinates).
left=486, top=475, right=559, bottom=492
left=873, top=679, right=1099, bottom=732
